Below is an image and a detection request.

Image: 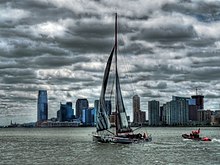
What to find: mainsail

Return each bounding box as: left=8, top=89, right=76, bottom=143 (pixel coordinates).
left=114, top=13, right=131, bottom=134
left=96, top=47, right=114, bottom=132
left=115, top=70, right=131, bottom=134
left=96, top=13, right=131, bottom=134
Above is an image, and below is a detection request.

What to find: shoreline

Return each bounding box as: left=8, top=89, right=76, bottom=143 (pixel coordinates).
left=0, top=125, right=219, bottom=129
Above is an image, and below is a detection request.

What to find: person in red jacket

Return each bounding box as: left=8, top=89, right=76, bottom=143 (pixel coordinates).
left=191, top=128, right=200, bottom=138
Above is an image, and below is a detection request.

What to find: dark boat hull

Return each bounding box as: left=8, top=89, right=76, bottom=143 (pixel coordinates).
left=93, top=134, right=152, bottom=144
left=182, top=134, right=211, bottom=141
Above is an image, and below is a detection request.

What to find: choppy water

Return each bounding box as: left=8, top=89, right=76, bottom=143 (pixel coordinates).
left=0, top=127, right=219, bottom=165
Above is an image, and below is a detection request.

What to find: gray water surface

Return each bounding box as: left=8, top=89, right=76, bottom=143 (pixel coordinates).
left=0, top=127, right=219, bottom=165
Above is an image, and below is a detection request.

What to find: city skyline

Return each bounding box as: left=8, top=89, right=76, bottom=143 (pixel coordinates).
left=1, top=0, right=220, bottom=125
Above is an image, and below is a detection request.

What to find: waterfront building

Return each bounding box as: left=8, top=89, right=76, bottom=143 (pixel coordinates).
left=105, top=100, right=112, bottom=116
left=166, top=101, right=172, bottom=125
left=75, top=99, right=89, bottom=119
left=94, top=100, right=112, bottom=116
left=190, top=95, right=204, bottom=121
left=37, top=90, right=48, bottom=122
left=109, top=112, right=116, bottom=126
left=82, top=108, right=96, bottom=126
left=133, top=95, right=140, bottom=115
left=94, top=100, right=99, bottom=114
left=188, top=99, right=197, bottom=121
left=133, top=95, right=140, bottom=124
left=148, top=100, right=160, bottom=126
left=162, top=104, right=167, bottom=124
left=164, top=97, right=189, bottom=125
left=57, top=102, right=74, bottom=122
left=211, top=110, right=220, bottom=126
left=133, top=95, right=146, bottom=124
left=109, top=112, right=130, bottom=126
left=172, top=96, right=190, bottom=101
left=173, top=96, right=192, bottom=124
left=159, top=106, right=163, bottom=122
left=40, top=120, right=81, bottom=127
left=197, top=109, right=212, bottom=125
left=139, top=111, right=146, bottom=124
left=191, top=95, right=204, bottom=109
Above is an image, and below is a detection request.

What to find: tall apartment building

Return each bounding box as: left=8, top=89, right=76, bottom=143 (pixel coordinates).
left=148, top=100, right=160, bottom=126
left=133, top=95, right=146, bottom=124
left=191, top=95, right=204, bottom=109
left=164, top=98, right=189, bottom=125
left=188, top=99, right=197, bottom=121
left=197, top=109, right=212, bottom=124
left=133, top=95, right=140, bottom=124
left=37, top=90, right=48, bottom=122
left=190, top=95, right=204, bottom=121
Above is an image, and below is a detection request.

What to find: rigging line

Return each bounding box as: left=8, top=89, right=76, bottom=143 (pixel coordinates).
left=116, top=15, right=136, bottom=97
left=132, top=126, right=142, bottom=132
left=118, top=34, right=137, bottom=97
left=106, top=129, right=115, bottom=135
left=109, top=77, right=115, bottom=105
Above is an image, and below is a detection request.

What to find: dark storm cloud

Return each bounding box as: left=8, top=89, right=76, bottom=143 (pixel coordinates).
left=1, top=0, right=220, bottom=125
left=162, top=0, right=220, bottom=22
left=57, top=36, right=114, bottom=53
left=206, top=94, right=220, bottom=99
left=121, top=42, right=154, bottom=55
left=134, top=24, right=196, bottom=41
left=188, top=67, right=220, bottom=82
left=33, top=54, right=91, bottom=68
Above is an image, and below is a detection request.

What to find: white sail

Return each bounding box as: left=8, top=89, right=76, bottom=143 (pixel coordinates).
left=93, top=13, right=152, bottom=143
left=96, top=47, right=114, bottom=132
left=96, top=13, right=131, bottom=134
left=115, top=66, right=131, bottom=133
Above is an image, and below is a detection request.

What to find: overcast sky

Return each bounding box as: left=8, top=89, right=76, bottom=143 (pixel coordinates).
left=1, top=0, right=220, bottom=125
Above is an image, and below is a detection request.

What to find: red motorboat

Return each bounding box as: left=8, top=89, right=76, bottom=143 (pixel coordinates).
left=182, top=133, right=211, bottom=141
left=182, top=128, right=211, bottom=141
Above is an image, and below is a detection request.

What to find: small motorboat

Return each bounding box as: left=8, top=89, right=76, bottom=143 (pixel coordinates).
left=182, top=133, right=212, bottom=141
left=182, top=128, right=212, bottom=141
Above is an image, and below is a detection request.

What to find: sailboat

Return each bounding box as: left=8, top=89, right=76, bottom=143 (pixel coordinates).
left=93, top=13, right=152, bottom=144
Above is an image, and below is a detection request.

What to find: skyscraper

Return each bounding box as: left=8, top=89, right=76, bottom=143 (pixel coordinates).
left=133, top=95, right=140, bottom=112
left=94, top=100, right=99, bottom=114
left=148, top=100, right=160, bottom=126
left=133, top=95, right=140, bottom=123
left=133, top=95, right=146, bottom=125
left=37, top=90, right=48, bottom=122
left=189, top=95, right=204, bottom=121
left=82, top=107, right=96, bottom=126
left=191, top=95, right=204, bottom=109
left=57, top=102, right=74, bottom=122
left=188, top=99, right=197, bottom=121
left=75, top=99, right=89, bottom=119
left=164, top=99, right=189, bottom=125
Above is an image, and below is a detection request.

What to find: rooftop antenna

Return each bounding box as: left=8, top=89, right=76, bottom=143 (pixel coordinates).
left=195, top=87, right=202, bottom=95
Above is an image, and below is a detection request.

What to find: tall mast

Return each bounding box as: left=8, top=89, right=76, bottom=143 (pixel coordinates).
left=115, top=13, right=117, bottom=61
left=115, top=13, right=118, bottom=135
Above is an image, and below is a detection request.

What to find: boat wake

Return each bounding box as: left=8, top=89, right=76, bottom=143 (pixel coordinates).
left=211, top=138, right=220, bottom=143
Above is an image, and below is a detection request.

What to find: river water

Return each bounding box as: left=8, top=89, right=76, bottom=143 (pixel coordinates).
left=0, top=127, right=219, bottom=165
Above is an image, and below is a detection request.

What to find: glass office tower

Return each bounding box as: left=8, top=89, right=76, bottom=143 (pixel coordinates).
left=75, top=99, right=89, bottom=119
left=37, top=90, right=48, bottom=122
